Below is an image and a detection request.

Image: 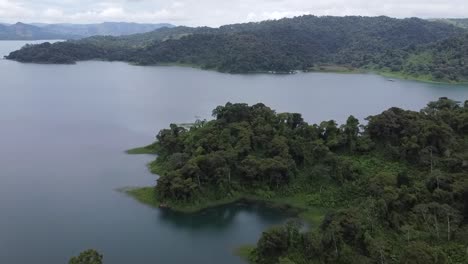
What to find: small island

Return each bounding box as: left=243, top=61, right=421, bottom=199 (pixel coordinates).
left=127, top=98, right=468, bottom=263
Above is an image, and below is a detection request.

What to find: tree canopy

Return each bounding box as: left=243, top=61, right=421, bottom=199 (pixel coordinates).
left=6, top=16, right=468, bottom=81
left=145, top=98, right=468, bottom=263
left=69, top=249, right=103, bottom=264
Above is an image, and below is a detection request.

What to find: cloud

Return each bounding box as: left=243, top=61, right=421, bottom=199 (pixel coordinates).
left=63, top=8, right=185, bottom=23
left=0, top=0, right=34, bottom=20
left=1, top=0, right=468, bottom=26
left=247, top=11, right=312, bottom=21
left=43, top=8, right=63, bottom=18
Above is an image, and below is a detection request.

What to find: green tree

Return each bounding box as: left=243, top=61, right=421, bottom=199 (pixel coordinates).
left=343, top=115, right=360, bottom=152
left=400, top=242, right=447, bottom=264
left=69, top=249, right=103, bottom=264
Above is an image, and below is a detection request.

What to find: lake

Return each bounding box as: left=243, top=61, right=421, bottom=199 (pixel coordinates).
left=1, top=41, right=467, bottom=264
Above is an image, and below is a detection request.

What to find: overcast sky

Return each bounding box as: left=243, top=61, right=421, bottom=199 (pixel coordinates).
left=1, top=0, right=467, bottom=26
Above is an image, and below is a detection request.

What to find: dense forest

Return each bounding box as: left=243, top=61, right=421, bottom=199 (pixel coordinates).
left=6, top=16, right=468, bottom=81
left=371, top=34, right=468, bottom=82
left=434, top=19, right=468, bottom=29
left=137, top=98, right=468, bottom=263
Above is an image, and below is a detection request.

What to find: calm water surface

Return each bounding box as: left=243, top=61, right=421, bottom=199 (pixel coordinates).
left=1, top=41, right=468, bottom=264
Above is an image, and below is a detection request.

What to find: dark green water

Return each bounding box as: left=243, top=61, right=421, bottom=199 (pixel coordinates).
left=1, top=41, right=468, bottom=264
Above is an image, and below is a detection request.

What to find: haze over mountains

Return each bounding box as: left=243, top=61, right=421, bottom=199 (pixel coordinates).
left=0, top=22, right=174, bottom=40
left=433, top=18, right=468, bottom=29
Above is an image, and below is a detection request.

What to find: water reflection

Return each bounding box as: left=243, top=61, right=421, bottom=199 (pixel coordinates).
left=157, top=201, right=296, bottom=230
left=1, top=40, right=468, bottom=264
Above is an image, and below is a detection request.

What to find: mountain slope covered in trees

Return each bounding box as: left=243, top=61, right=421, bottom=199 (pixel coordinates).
left=433, top=19, right=468, bottom=29
left=372, top=34, right=468, bottom=82
left=6, top=16, right=468, bottom=81
left=131, top=98, right=468, bottom=263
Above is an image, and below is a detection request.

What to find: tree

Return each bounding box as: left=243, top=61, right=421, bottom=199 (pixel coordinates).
left=278, top=257, right=297, bottom=264
left=256, top=226, right=290, bottom=264
left=69, top=249, right=103, bottom=264
left=343, top=115, right=360, bottom=152
left=413, top=202, right=463, bottom=241
left=142, top=100, right=468, bottom=263
left=7, top=16, right=466, bottom=80
left=400, top=242, right=447, bottom=264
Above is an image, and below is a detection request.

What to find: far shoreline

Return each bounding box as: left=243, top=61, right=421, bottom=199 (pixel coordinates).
left=5, top=56, right=468, bottom=85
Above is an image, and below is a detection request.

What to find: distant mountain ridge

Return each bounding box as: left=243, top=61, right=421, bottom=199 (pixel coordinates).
left=0, top=22, right=174, bottom=40
left=0, top=22, right=70, bottom=40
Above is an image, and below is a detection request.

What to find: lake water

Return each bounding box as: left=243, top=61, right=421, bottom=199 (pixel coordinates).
left=1, top=41, right=468, bottom=264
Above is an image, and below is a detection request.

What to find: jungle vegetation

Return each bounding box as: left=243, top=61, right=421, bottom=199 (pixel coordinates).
left=6, top=16, right=468, bottom=82
left=136, top=98, right=468, bottom=263
left=68, top=249, right=103, bottom=264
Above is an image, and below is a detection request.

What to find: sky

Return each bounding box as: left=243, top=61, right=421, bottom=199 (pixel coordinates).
left=1, top=0, right=467, bottom=27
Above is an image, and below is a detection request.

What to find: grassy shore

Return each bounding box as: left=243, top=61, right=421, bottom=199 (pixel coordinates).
left=121, top=59, right=468, bottom=85
left=152, top=62, right=206, bottom=70
left=375, top=70, right=468, bottom=85
left=124, top=185, right=326, bottom=226
left=125, top=187, right=246, bottom=213
left=125, top=145, right=329, bottom=227
left=125, top=143, right=158, bottom=155
left=124, top=144, right=328, bottom=264
left=234, top=245, right=256, bottom=264
left=307, top=65, right=364, bottom=74
left=306, top=65, right=468, bottom=84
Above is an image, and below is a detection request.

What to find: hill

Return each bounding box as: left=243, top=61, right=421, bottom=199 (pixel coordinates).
left=0, top=22, right=71, bottom=40
left=376, top=34, right=468, bottom=82
left=37, top=22, right=174, bottom=38
left=5, top=16, right=468, bottom=81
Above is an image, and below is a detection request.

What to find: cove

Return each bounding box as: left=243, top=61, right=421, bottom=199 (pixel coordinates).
left=0, top=41, right=467, bottom=264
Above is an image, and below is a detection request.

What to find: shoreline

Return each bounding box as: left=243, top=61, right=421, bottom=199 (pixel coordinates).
left=124, top=146, right=326, bottom=226
left=375, top=70, right=468, bottom=85
left=125, top=145, right=157, bottom=155
left=7, top=57, right=468, bottom=85
left=122, top=186, right=325, bottom=225
left=121, top=184, right=316, bottom=264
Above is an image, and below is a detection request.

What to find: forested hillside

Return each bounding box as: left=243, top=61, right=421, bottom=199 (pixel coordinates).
left=372, top=34, right=468, bottom=82
left=433, top=19, right=468, bottom=29
left=135, top=98, right=468, bottom=263
left=406, top=35, right=468, bottom=82
left=6, top=16, right=467, bottom=81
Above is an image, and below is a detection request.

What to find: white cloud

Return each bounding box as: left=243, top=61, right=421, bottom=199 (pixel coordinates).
left=1, top=0, right=467, bottom=26
left=100, top=7, right=125, bottom=18
left=171, top=2, right=185, bottom=9
left=247, top=11, right=312, bottom=21
left=0, top=0, right=34, bottom=20
left=43, top=8, right=63, bottom=19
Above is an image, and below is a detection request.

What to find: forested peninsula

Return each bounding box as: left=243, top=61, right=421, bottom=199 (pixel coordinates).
left=127, top=98, right=468, bottom=264
left=5, top=16, right=468, bottom=83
